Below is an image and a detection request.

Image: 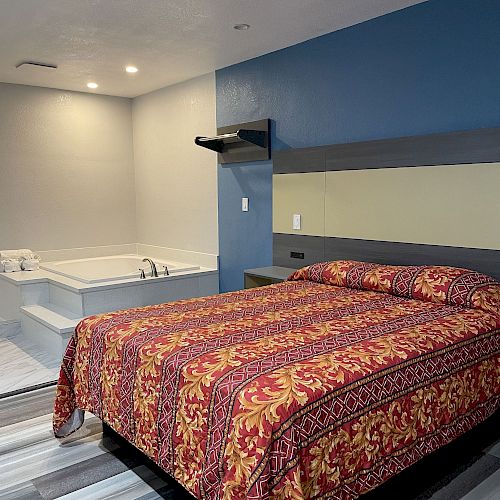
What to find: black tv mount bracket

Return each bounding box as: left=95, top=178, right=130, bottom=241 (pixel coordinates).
left=194, top=129, right=267, bottom=153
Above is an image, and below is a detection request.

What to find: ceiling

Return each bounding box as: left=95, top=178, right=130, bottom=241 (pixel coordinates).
left=0, top=0, right=427, bottom=98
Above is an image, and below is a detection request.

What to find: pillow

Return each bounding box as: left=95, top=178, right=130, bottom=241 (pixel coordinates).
left=288, top=260, right=500, bottom=315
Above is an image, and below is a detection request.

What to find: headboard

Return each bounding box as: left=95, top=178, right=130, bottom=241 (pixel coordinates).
left=273, top=127, right=500, bottom=281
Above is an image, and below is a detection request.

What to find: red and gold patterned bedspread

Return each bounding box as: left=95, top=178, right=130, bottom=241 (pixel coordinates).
left=53, top=261, right=500, bottom=499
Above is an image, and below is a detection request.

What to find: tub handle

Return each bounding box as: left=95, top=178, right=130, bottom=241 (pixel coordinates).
left=163, top=265, right=170, bottom=276
left=139, top=268, right=146, bottom=279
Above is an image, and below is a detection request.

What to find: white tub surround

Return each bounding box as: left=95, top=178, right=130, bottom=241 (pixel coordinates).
left=136, top=244, right=218, bottom=269
left=36, top=243, right=138, bottom=263
left=0, top=275, right=49, bottom=321
left=41, top=255, right=199, bottom=284
left=35, top=243, right=218, bottom=269
left=1, top=249, right=218, bottom=359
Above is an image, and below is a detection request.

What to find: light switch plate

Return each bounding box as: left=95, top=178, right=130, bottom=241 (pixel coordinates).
left=242, top=197, right=249, bottom=212
left=293, top=213, right=301, bottom=230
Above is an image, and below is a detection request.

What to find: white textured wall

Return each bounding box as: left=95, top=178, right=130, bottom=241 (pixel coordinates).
left=132, top=73, right=218, bottom=255
left=0, top=83, right=136, bottom=251
left=0, top=76, right=217, bottom=256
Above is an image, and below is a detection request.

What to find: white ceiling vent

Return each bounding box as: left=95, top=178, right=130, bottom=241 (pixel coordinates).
left=15, top=61, right=58, bottom=73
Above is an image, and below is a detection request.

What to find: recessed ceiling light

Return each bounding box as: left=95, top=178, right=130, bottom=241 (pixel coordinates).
left=87, top=82, right=98, bottom=89
left=125, top=66, right=138, bottom=73
left=233, top=23, right=250, bottom=30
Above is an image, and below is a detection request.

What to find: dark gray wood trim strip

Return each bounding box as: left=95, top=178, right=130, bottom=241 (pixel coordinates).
left=273, top=148, right=325, bottom=174
left=273, top=127, right=500, bottom=174
left=274, top=233, right=500, bottom=280
left=324, top=237, right=500, bottom=280
left=273, top=233, right=325, bottom=268
left=325, top=127, right=500, bottom=171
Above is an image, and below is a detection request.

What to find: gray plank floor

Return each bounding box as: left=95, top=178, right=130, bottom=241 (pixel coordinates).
left=0, top=386, right=190, bottom=499
left=0, top=335, right=60, bottom=395
left=0, top=386, right=498, bottom=499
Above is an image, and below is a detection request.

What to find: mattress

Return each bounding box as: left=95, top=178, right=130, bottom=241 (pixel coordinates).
left=53, top=261, right=500, bottom=499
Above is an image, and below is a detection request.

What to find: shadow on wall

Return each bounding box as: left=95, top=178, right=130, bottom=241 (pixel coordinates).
left=217, top=160, right=273, bottom=293
left=270, top=119, right=293, bottom=151
left=218, top=116, right=291, bottom=292
left=217, top=120, right=292, bottom=293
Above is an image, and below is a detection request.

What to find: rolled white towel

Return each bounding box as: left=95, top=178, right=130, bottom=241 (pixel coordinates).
left=0, top=249, right=34, bottom=261
left=1, top=259, right=22, bottom=273
left=21, top=258, right=40, bottom=271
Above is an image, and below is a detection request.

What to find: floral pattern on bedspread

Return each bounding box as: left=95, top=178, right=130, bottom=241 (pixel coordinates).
left=288, top=261, right=500, bottom=315
left=53, top=277, right=500, bottom=499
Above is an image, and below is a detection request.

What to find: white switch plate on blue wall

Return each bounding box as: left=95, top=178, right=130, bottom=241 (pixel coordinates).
left=242, top=197, right=249, bottom=212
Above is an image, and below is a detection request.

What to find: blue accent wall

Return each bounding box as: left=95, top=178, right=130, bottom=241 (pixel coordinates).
left=216, top=0, right=500, bottom=292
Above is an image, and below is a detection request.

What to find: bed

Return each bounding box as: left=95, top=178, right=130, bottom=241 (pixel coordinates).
left=53, top=260, right=500, bottom=499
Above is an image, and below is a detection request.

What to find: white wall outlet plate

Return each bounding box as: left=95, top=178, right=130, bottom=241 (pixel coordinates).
left=292, top=213, right=301, bottom=230
left=242, top=197, right=249, bottom=212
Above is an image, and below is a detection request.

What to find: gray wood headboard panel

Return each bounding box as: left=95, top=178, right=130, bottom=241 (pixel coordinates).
left=274, top=234, right=500, bottom=281
left=273, top=126, right=500, bottom=174
left=272, top=126, right=500, bottom=280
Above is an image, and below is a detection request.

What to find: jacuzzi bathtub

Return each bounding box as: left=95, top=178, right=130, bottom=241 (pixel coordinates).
left=40, top=255, right=200, bottom=284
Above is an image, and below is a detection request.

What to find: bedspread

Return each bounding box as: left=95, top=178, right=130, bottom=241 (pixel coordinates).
left=54, top=262, right=500, bottom=499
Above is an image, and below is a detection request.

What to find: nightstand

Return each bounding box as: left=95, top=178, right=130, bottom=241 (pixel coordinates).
left=244, top=266, right=296, bottom=289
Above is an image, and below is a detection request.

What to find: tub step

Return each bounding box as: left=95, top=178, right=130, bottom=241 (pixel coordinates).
left=20, top=304, right=81, bottom=335
left=20, top=304, right=82, bottom=359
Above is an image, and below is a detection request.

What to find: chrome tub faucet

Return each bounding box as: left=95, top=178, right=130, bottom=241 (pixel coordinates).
left=142, top=258, right=158, bottom=277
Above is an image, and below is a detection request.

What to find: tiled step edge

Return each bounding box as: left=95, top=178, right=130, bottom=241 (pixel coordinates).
left=20, top=304, right=82, bottom=335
